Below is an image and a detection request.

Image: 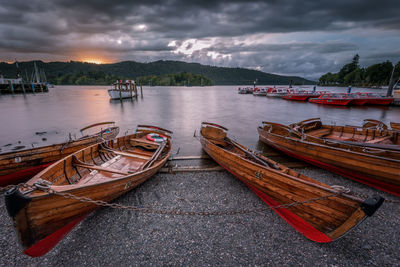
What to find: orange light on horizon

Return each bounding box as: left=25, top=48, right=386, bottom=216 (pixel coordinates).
left=82, top=58, right=104, bottom=64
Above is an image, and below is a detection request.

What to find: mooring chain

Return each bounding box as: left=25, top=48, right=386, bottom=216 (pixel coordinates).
left=348, top=191, right=400, bottom=204
left=38, top=186, right=343, bottom=216
left=1, top=184, right=399, bottom=217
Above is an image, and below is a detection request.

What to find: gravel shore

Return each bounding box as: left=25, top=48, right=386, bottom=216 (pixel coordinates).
left=0, top=167, right=399, bottom=266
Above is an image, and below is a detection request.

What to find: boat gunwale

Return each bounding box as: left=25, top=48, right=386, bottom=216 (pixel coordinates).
left=258, top=125, right=400, bottom=164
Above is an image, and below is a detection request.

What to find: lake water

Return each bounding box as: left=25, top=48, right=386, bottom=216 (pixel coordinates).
left=0, top=85, right=399, bottom=155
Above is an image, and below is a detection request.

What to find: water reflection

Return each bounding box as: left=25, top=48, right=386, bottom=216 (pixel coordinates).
left=0, top=85, right=399, bottom=155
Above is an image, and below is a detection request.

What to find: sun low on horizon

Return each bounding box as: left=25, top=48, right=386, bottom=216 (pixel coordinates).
left=81, top=58, right=105, bottom=64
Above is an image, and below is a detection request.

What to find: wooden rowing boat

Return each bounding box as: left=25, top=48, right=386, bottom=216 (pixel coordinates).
left=259, top=118, right=400, bottom=196
left=5, top=125, right=172, bottom=257
left=0, top=122, right=119, bottom=186
left=391, top=122, right=400, bottom=131
left=199, top=122, right=383, bottom=242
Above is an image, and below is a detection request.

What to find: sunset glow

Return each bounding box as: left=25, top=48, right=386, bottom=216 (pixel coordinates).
left=82, top=59, right=104, bottom=64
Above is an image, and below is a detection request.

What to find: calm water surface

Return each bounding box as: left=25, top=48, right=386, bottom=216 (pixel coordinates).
left=0, top=85, right=399, bottom=155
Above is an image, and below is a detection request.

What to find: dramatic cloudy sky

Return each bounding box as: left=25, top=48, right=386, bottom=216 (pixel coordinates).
left=0, top=0, right=399, bottom=80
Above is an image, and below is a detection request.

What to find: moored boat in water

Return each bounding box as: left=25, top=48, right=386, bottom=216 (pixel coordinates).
left=266, top=87, right=291, bottom=97
left=283, top=91, right=328, bottom=101
left=108, top=80, right=136, bottom=100
left=5, top=125, right=172, bottom=257
left=362, top=93, right=394, bottom=105
left=0, top=122, right=119, bottom=186
left=238, top=87, right=253, bottom=94
left=309, top=93, right=353, bottom=105
left=259, top=118, right=400, bottom=196
left=199, top=122, right=383, bottom=243
left=253, top=87, right=268, bottom=96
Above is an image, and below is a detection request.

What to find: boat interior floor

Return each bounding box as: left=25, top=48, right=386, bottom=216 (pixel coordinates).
left=306, top=128, right=396, bottom=145
left=75, top=143, right=157, bottom=185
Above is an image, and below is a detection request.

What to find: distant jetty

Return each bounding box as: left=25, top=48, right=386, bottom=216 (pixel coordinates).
left=0, top=62, right=48, bottom=95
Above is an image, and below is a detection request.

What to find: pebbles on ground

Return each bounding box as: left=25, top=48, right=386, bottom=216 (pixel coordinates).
left=0, top=168, right=399, bottom=266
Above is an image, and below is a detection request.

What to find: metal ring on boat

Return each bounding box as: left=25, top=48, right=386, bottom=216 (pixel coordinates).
left=146, top=133, right=167, bottom=143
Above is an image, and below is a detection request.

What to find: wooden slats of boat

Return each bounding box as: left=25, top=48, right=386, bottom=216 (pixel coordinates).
left=308, top=128, right=331, bottom=137
left=100, top=149, right=151, bottom=160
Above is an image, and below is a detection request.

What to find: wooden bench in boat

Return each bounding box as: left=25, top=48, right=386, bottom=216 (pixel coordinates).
left=100, top=144, right=152, bottom=160
left=74, top=163, right=130, bottom=175
left=130, top=138, right=160, bottom=150
left=307, top=128, right=331, bottom=137
left=100, top=149, right=151, bottom=160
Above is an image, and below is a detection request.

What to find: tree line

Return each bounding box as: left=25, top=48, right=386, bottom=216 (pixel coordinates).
left=0, top=60, right=313, bottom=86
left=136, top=72, right=213, bottom=86
left=319, top=55, right=400, bottom=87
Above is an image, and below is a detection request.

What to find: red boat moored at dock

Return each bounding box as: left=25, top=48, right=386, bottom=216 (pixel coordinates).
left=283, top=91, right=328, bottom=101
left=309, top=93, right=353, bottom=105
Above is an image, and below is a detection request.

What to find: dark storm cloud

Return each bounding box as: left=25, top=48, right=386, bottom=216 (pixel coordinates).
left=0, top=0, right=399, bottom=78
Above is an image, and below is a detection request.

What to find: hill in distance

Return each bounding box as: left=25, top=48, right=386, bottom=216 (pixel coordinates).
left=0, top=60, right=315, bottom=85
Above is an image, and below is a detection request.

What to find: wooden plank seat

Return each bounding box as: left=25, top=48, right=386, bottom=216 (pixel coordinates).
left=307, top=128, right=332, bottom=137
left=100, top=149, right=151, bottom=160
left=99, top=144, right=151, bottom=160
left=130, top=138, right=160, bottom=150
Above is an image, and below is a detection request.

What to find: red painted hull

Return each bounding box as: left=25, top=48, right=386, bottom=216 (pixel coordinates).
left=283, top=95, right=310, bottom=101
left=215, top=160, right=332, bottom=243
left=267, top=143, right=400, bottom=197
left=0, top=163, right=53, bottom=186
left=309, top=98, right=352, bottom=105
left=366, top=98, right=394, bottom=105
left=351, top=99, right=368, bottom=106
left=24, top=214, right=89, bottom=257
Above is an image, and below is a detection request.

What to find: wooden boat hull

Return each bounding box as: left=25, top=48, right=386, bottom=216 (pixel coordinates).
left=5, top=125, right=172, bottom=257
left=258, top=124, right=400, bottom=196
left=391, top=122, right=400, bottom=131
left=0, top=126, right=119, bottom=186
left=199, top=122, right=383, bottom=243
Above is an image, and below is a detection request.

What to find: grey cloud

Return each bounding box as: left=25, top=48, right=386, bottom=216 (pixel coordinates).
left=0, top=0, right=399, bottom=79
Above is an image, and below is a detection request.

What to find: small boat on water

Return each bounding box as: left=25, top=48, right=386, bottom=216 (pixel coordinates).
left=309, top=93, right=353, bottom=106
left=347, top=93, right=369, bottom=106
left=266, top=87, right=291, bottom=97
left=283, top=91, right=328, bottom=101
left=0, top=122, right=119, bottom=186
left=238, top=87, right=253, bottom=94
left=199, top=122, right=383, bottom=242
left=108, top=80, right=136, bottom=100
left=358, top=93, right=394, bottom=105
left=346, top=93, right=394, bottom=106
left=5, top=125, right=172, bottom=257
left=253, top=87, right=268, bottom=96
left=259, top=118, right=400, bottom=196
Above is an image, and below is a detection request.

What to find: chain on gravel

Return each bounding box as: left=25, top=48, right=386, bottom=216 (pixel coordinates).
left=1, top=183, right=399, bottom=217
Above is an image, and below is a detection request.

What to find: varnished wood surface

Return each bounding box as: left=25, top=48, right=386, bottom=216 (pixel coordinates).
left=8, top=126, right=172, bottom=252
left=259, top=120, right=400, bottom=194
left=199, top=123, right=376, bottom=242
left=0, top=127, right=119, bottom=180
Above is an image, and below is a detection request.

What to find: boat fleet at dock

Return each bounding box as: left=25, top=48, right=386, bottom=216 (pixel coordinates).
left=1, top=117, right=399, bottom=257
left=238, top=86, right=397, bottom=106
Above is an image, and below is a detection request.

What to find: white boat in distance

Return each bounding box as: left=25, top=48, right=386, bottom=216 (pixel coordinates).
left=108, top=80, right=136, bottom=100
left=253, top=87, right=268, bottom=96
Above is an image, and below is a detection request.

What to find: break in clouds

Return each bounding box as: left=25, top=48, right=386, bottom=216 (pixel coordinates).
left=0, top=0, right=399, bottom=80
